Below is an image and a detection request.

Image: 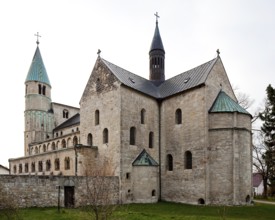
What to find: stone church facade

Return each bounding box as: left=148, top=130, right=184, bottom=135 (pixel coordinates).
left=9, top=19, right=252, bottom=205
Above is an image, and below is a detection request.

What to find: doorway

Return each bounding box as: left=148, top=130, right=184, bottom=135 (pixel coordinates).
left=64, top=186, right=75, bottom=208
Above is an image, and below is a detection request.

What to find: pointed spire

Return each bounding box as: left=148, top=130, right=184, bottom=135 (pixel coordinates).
left=25, top=43, right=51, bottom=86
left=150, top=14, right=165, bottom=52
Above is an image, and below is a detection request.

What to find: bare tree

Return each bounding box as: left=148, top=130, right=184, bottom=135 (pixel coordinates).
left=80, top=158, right=118, bottom=220
left=0, top=183, right=21, bottom=220
left=253, top=131, right=275, bottom=198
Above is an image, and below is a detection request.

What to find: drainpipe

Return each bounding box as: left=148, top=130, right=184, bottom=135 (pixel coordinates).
left=74, top=145, right=78, bottom=176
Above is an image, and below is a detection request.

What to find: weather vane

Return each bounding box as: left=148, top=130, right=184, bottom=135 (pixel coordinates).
left=154, top=12, right=160, bottom=22
left=35, top=32, right=41, bottom=45
left=97, top=49, right=101, bottom=57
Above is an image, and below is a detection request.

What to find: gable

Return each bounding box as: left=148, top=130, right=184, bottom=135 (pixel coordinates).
left=132, top=149, right=158, bottom=166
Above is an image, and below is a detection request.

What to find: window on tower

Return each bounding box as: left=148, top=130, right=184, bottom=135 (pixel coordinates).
left=42, top=85, right=46, bottom=95
left=63, top=109, right=69, bottom=119
left=38, top=84, right=42, bottom=94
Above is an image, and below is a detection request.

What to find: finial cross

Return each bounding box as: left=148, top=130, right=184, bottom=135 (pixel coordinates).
left=154, top=12, right=160, bottom=22
left=35, top=32, right=41, bottom=45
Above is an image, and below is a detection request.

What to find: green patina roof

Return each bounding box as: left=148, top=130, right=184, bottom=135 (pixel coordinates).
left=132, top=149, right=158, bottom=166
left=209, top=91, right=250, bottom=115
left=25, top=46, right=51, bottom=86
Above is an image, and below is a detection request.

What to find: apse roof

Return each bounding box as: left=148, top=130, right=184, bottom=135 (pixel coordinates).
left=132, top=149, right=158, bottom=166
left=25, top=46, right=51, bottom=86
left=53, top=113, right=80, bottom=131
left=101, top=57, right=217, bottom=99
left=209, top=91, right=251, bottom=115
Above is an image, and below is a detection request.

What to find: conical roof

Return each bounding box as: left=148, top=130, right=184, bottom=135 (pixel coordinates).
left=25, top=46, right=51, bottom=86
left=150, top=21, right=165, bottom=52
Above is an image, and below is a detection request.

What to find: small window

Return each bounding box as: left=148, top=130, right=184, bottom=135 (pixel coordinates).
left=38, top=161, right=43, bottom=172
left=42, top=85, right=46, bottom=95
left=62, top=139, right=66, bottom=148
left=25, top=163, right=29, bottom=173
left=149, top=132, right=154, bottom=148
left=55, top=158, right=60, bottom=171
left=103, top=128, right=109, bottom=144
left=95, top=110, right=100, bottom=125
left=130, top=127, right=136, bottom=145
left=141, top=109, right=146, bottom=124
left=126, top=172, right=131, bottom=179
left=87, top=133, right=93, bottom=146
left=64, top=157, right=70, bottom=170
left=73, top=136, right=78, bottom=146
left=19, top=164, right=22, bottom=173
left=175, top=108, right=182, bottom=124
left=198, top=198, right=205, bottom=204
left=31, top=162, right=35, bottom=172
left=185, top=151, right=192, bottom=169
left=167, top=154, right=173, bottom=171
left=13, top=165, right=17, bottom=174
left=63, top=109, right=69, bottom=119
left=46, top=160, right=51, bottom=171
left=38, top=84, right=42, bottom=94
left=152, top=189, right=156, bottom=197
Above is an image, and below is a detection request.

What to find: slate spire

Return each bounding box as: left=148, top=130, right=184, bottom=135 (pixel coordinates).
left=25, top=45, right=51, bottom=87
left=149, top=13, right=165, bottom=86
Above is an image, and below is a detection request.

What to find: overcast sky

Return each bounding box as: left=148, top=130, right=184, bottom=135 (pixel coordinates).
left=0, top=0, right=274, bottom=167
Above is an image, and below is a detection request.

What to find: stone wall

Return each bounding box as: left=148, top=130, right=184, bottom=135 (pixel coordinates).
left=0, top=175, right=119, bottom=208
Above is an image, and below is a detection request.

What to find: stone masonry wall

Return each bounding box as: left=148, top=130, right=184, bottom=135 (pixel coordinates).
left=0, top=175, right=119, bottom=208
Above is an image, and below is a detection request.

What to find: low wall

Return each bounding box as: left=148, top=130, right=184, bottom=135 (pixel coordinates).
left=0, top=175, right=119, bottom=208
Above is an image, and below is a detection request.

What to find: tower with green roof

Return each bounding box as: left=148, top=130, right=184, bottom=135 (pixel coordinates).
left=24, top=39, right=54, bottom=155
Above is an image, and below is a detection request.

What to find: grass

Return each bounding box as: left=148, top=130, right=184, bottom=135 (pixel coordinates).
left=3, top=201, right=275, bottom=220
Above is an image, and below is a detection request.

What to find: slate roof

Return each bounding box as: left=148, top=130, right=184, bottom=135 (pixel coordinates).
left=25, top=46, right=51, bottom=86
left=150, top=21, right=165, bottom=52
left=53, top=113, right=80, bottom=131
left=209, top=91, right=251, bottom=116
left=253, top=173, right=263, bottom=188
left=101, top=57, right=218, bottom=99
left=132, top=149, right=158, bottom=166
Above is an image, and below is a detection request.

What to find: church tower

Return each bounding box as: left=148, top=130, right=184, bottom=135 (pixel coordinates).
left=149, top=13, right=165, bottom=86
left=24, top=36, right=54, bottom=156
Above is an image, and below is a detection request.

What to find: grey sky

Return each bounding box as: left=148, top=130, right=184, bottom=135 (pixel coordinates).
left=0, top=0, right=274, bottom=166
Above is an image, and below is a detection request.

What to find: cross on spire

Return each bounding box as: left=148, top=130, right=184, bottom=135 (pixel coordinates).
left=34, top=32, right=41, bottom=45
left=154, top=12, right=160, bottom=22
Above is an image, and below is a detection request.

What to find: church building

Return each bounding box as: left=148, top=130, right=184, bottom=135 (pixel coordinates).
left=9, top=16, right=252, bottom=205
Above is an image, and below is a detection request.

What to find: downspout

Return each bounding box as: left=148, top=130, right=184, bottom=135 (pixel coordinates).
left=74, top=145, right=78, bottom=176
left=158, top=99, right=162, bottom=201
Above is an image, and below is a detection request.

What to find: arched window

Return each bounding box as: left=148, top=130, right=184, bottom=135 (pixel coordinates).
left=62, top=139, right=66, bottom=148
left=38, top=84, right=42, bottom=94
left=103, top=128, right=108, bottom=144
left=95, top=110, right=100, bottom=125
left=152, top=189, right=156, bottom=197
left=198, top=198, right=205, bottom=205
left=56, top=141, right=60, bottom=149
left=64, top=157, right=70, bottom=170
left=38, top=161, right=43, bottom=172
left=46, top=160, right=51, bottom=171
left=149, top=132, right=154, bottom=148
left=185, top=151, right=192, bottom=169
left=43, top=144, right=46, bottom=152
left=141, top=109, right=146, bottom=124
left=73, top=136, right=78, bottom=146
left=25, top=163, right=29, bottom=173
left=87, top=133, right=93, bottom=146
left=51, top=142, right=56, bottom=150
left=63, top=109, right=69, bottom=119
left=55, top=158, right=60, bottom=171
left=42, top=85, right=46, bottom=95
left=167, top=154, right=173, bottom=171
left=175, top=108, right=182, bottom=124
left=130, top=127, right=136, bottom=145
left=13, top=165, right=17, bottom=174
left=19, top=164, right=22, bottom=173
left=31, top=162, right=35, bottom=172
left=35, top=146, right=38, bottom=154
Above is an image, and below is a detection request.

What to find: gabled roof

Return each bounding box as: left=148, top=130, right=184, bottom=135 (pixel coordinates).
left=209, top=90, right=251, bottom=116
left=253, top=173, right=263, bottom=188
left=0, top=164, right=9, bottom=171
left=150, top=21, right=165, bottom=52
left=25, top=46, right=51, bottom=86
left=101, top=57, right=218, bottom=99
left=132, top=149, right=158, bottom=166
left=53, top=113, right=80, bottom=131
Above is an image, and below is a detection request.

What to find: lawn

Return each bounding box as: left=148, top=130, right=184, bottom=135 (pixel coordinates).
left=3, top=201, right=275, bottom=220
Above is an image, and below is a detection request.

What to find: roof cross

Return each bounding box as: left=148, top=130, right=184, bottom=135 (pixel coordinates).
left=154, top=12, right=160, bottom=22
left=35, top=32, right=41, bottom=45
